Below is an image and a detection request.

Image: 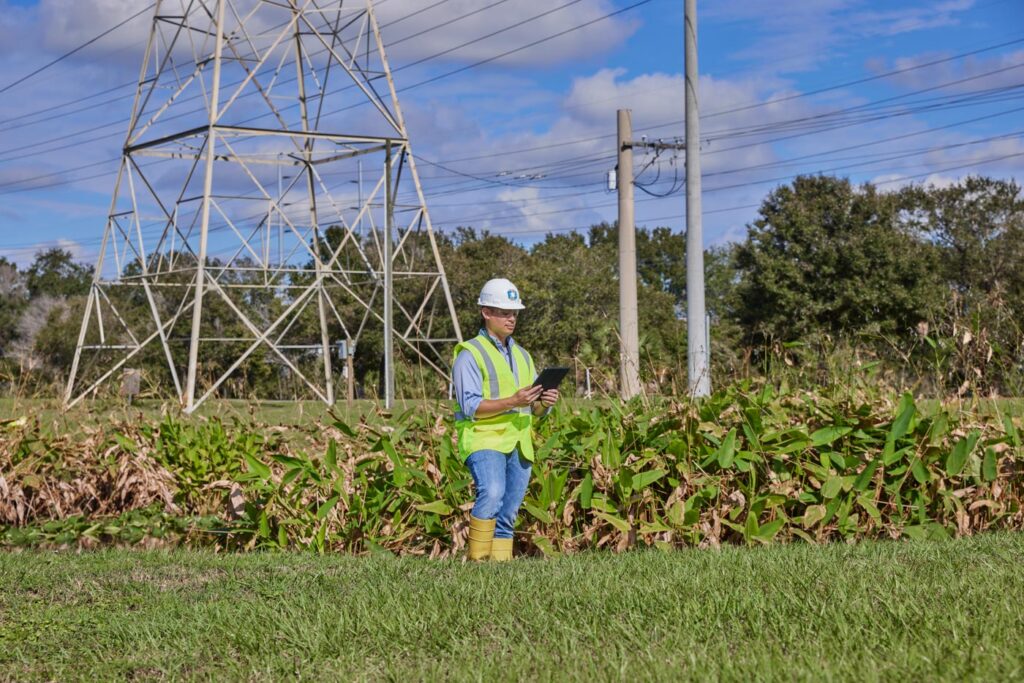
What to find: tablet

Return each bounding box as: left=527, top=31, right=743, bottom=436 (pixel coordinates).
left=531, top=366, right=570, bottom=391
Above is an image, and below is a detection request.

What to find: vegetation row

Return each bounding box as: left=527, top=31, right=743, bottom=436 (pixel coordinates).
left=3, top=382, right=1022, bottom=553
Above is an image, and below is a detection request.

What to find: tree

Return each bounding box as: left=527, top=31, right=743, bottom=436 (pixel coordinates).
left=515, top=232, right=619, bottom=367
left=442, top=227, right=530, bottom=339
left=704, top=244, right=739, bottom=323
left=733, top=175, right=942, bottom=344
left=0, top=257, right=28, bottom=358
left=18, top=296, right=76, bottom=377
left=904, top=176, right=1024, bottom=304
left=25, top=248, right=92, bottom=299
left=588, top=222, right=688, bottom=303
left=513, top=229, right=683, bottom=388
left=901, top=177, right=1024, bottom=394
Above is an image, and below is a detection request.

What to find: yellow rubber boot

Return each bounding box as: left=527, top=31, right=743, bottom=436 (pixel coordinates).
left=490, top=537, right=513, bottom=562
left=467, top=516, right=496, bottom=561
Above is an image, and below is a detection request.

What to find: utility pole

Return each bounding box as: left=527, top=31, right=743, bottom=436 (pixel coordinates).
left=383, top=141, right=395, bottom=410
left=616, top=110, right=641, bottom=399
left=616, top=111, right=686, bottom=400
left=685, top=0, right=710, bottom=397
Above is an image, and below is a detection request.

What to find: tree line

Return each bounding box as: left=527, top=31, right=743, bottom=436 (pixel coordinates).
left=3, top=174, right=1022, bottom=400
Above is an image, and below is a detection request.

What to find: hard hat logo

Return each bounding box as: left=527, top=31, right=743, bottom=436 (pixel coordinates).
left=507, top=290, right=518, bottom=301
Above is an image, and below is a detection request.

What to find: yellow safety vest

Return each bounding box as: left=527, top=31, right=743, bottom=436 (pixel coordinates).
left=453, top=333, right=537, bottom=462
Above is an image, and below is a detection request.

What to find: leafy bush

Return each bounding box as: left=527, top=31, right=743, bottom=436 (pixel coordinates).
left=140, top=415, right=272, bottom=511
left=2, top=384, right=1022, bottom=554
left=226, top=383, right=1024, bottom=555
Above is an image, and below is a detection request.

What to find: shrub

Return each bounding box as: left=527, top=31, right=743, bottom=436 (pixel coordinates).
left=2, top=383, right=1022, bottom=554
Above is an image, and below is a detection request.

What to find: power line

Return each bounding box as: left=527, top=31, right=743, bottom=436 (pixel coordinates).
left=365, top=67, right=1024, bottom=199
left=403, top=35, right=1024, bottom=167
left=161, top=0, right=650, bottom=150
left=2, top=86, right=1020, bottom=200
left=699, top=35, right=1024, bottom=122
left=59, top=126, right=1019, bottom=255
left=0, top=83, right=137, bottom=132
left=0, top=0, right=405, bottom=128
left=401, top=91, right=1024, bottom=200
left=423, top=132, right=1024, bottom=228
left=0, top=0, right=435, bottom=140
left=1, top=4, right=1020, bottom=225
left=3, top=17, right=1018, bottom=182
left=0, top=0, right=653, bottom=191
left=3, top=137, right=1019, bottom=256
left=0, top=0, right=581, bottom=164
left=0, top=3, right=155, bottom=96
left=428, top=125, right=1020, bottom=215
left=4, top=14, right=1019, bottom=176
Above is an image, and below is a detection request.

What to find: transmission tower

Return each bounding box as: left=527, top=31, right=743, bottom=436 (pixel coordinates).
left=64, top=0, right=462, bottom=411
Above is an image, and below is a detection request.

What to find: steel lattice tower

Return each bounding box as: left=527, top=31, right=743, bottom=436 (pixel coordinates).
left=65, top=0, right=462, bottom=411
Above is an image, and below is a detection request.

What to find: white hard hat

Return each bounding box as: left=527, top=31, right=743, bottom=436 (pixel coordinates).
left=477, top=278, right=525, bottom=310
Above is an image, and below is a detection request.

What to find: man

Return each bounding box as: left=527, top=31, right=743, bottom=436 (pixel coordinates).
left=452, top=278, right=559, bottom=561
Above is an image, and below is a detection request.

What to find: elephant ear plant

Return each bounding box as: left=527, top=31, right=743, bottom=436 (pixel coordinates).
left=225, top=383, right=1023, bottom=555
left=1, top=382, right=1022, bottom=553
left=230, top=408, right=475, bottom=555
left=512, top=383, right=1024, bottom=553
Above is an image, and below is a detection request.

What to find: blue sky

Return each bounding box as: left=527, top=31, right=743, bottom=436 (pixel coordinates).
left=0, top=0, right=1021, bottom=266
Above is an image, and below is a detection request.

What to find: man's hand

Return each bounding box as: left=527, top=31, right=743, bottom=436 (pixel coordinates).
left=540, top=388, right=559, bottom=407
left=474, top=385, right=542, bottom=419
left=509, top=384, right=544, bottom=408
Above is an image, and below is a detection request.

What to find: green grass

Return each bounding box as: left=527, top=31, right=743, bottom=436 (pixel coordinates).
left=6, top=394, right=1024, bottom=432
left=0, top=396, right=408, bottom=427
left=2, top=534, right=1023, bottom=681
left=0, top=397, right=610, bottom=436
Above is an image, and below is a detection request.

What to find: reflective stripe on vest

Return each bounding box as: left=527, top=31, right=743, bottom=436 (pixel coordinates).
left=452, top=334, right=536, bottom=460
left=465, top=337, right=500, bottom=399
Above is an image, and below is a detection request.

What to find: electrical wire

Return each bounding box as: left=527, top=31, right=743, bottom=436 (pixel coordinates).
left=0, top=0, right=654, bottom=191
left=3, top=134, right=1019, bottom=257
left=2, top=17, right=1019, bottom=186
left=1, top=4, right=1022, bottom=254
left=0, top=3, right=155, bottom=96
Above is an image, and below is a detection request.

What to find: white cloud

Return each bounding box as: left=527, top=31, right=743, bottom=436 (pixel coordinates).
left=917, top=173, right=960, bottom=189
left=704, top=0, right=978, bottom=76
left=0, top=165, right=69, bottom=192
left=0, top=0, right=1020, bottom=262
left=9, top=0, right=638, bottom=71
left=37, top=0, right=152, bottom=54
left=865, top=49, right=1024, bottom=93
left=376, top=0, right=638, bottom=67
left=484, top=186, right=582, bottom=235
left=0, top=237, right=92, bottom=268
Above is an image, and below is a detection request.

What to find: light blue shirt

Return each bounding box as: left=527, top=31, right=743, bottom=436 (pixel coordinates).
left=453, top=329, right=537, bottom=421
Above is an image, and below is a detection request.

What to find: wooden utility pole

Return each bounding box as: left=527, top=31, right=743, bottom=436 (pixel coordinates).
left=617, top=111, right=687, bottom=400
left=616, top=110, right=642, bottom=399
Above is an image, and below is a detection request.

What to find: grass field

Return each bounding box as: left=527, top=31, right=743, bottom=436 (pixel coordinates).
left=5, top=393, right=1024, bottom=430
left=2, top=534, right=1023, bottom=681
left=0, top=396, right=395, bottom=428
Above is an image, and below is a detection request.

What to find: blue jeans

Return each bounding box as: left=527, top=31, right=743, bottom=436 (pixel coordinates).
left=465, top=448, right=532, bottom=539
